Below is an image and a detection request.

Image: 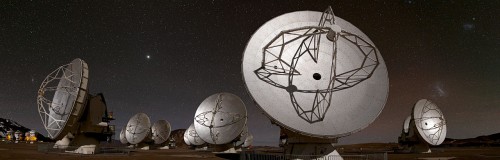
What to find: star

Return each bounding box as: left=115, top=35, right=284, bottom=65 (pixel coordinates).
left=146, top=55, right=151, bottom=59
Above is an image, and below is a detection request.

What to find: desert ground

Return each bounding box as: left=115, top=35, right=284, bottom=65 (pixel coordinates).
left=1, top=142, right=500, bottom=160
left=0, top=142, right=221, bottom=160
left=338, top=143, right=500, bottom=160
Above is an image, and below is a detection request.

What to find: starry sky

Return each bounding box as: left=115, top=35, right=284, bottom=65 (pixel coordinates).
left=0, top=0, right=498, bottom=146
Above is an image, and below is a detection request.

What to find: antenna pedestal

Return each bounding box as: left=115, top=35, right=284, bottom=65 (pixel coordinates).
left=134, top=142, right=151, bottom=150
left=66, top=134, right=100, bottom=154
left=194, top=145, right=208, bottom=151
left=398, top=135, right=431, bottom=153
left=212, top=143, right=236, bottom=153
left=283, top=129, right=343, bottom=159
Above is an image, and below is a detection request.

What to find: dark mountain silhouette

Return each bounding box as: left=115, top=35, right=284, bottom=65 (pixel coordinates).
left=170, top=129, right=187, bottom=148
left=440, top=133, right=500, bottom=147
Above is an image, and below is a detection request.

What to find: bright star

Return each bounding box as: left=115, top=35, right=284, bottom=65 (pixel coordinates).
left=146, top=55, right=151, bottom=59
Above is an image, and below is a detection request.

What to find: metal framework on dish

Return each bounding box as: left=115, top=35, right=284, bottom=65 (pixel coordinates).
left=254, top=6, right=380, bottom=123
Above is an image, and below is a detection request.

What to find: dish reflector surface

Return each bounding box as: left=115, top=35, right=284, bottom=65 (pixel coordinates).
left=194, top=93, right=247, bottom=144
left=403, top=115, right=411, bottom=133
left=242, top=9, right=388, bottom=138
left=125, top=113, right=151, bottom=144
left=413, top=99, right=446, bottom=145
left=37, top=58, right=88, bottom=139
left=183, top=129, right=192, bottom=145
left=119, top=127, right=128, bottom=144
left=151, top=120, right=172, bottom=144
left=186, top=123, right=205, bottom=145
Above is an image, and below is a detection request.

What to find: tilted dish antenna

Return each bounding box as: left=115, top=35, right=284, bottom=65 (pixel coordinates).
left=37, top=58, right=115, bottom=154
left=186, top=123, right=205, bottom=146
left=412, top=99, right=447, bottom=146
left=119, top=127, right=128, bottom=144
left=37, top=58, right=88, bottom=139
left=403, top=115, right=411, bottom=134
left=398, top=99, right=446, bottom=153
left=242, top=6, right=388, bottom=157
left=125, top=113, right=152, bottom=145
left=151, top=120, right=172, bottom=144
left=194, top=92, right=247, bottom=145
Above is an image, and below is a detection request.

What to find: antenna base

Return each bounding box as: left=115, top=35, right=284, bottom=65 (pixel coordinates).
left=284, top=143, right=342, bottom=159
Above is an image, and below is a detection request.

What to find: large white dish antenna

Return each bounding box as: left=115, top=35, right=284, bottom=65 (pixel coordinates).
left=194, top=93, right=247, bottom=144
left=242, top=8, right=388, bottom=138
left=119, top=127, right=128, bottom=144
left=151, top=120, right=172, bottom=144
left=186, top=123, right=205, bottom=145
left=37, top=58, right=88, bottom=139
left=412, top=99, right=446, bottom=145
left=403, top=115, right=411, bottom=134
left=125, top=113, right=151, bottom=145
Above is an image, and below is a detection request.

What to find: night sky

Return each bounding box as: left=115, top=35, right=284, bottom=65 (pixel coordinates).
left=1, top=0, right=498, bottom=146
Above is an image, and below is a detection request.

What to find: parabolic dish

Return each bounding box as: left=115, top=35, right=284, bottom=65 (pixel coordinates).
left=151, top=120, right=172, bottom=144
left=186, top=123, right=205, bottom=145
left=125, top=113, right=151, bottom=145
left=183, top=129, right=192, bottom=146
left=412, top=99, right=446, bottom=145
left=119, top=127, right=128, bottom=144
left=403, top=115, right=411, bottom=133
left=37, top=58, right=88, bottom=139
left=242, top=8, right=389, bottom=138
left=194, top=92, right=247, bottom=144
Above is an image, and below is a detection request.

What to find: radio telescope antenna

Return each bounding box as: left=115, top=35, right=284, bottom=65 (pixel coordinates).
left=151, top=120, right=172, bottom=145
left=194, top=92, right=247, bottom=152
left=37, top=58, right=88, bottom=139
left=186, top=123, right=205, bottom=146
left=242, top=6, right=388, bottom=158
left=119, top=127, right=128, bottom=144
left=413, top=99, right=446, bottom=146
left=183, top=129, right=192, bottom=146
left=37, top=58, right=115, bottom=154
left=398, top=99, right=447, bottom=153
left=403, top=115, right=411, bottom=134
left=125, top=113, right=152, bottom=145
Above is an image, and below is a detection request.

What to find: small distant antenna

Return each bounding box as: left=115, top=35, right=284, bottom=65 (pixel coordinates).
left=125, top=113, right=152, bottom=145
left=185, top=123, right=205, bottom=145
left=398, top=99, right=447, bottom=153
left=151, top=120, right=172, bottom=144
left=119, top=127, right=128, bottom=144
left=193, top=92, right=247, bottom=145
left=413, top=99, right=447, bottom=145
